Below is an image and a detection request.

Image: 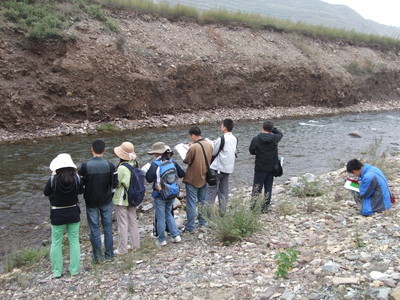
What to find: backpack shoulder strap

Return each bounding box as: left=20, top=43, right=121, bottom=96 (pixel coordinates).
left=122, top=162, right=134, bottom=172
left=153, top=160, right=162, bottom=166
left=197, top=140, right=210, bottom=169
left=219, top=135, right=225, bottom=151
left=108, top=161, right=115, bottom=174
left=50, top=174, right=56, bottom=193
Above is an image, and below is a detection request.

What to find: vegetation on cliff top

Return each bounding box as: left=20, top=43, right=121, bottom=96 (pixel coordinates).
left=1, top=0, right=118, bottom=39
left=2, top=0, right=400, bottom=47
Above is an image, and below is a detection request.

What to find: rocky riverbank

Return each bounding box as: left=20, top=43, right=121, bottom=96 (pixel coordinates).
left=1, top=155, right=400, bottom=299
left=1, top=100, right=400, bottom=143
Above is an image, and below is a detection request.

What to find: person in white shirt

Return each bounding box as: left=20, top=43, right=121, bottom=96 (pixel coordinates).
left=205, top=119, right=238, bottom=212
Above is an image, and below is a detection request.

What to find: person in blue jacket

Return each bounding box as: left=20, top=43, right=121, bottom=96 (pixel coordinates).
left=145, top=142, right=185, bottom=246
left=346, top=159, right=391, bottom=216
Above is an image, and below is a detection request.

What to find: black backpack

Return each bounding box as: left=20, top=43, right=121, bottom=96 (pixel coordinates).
left=123, top=163, right=145, bottom=207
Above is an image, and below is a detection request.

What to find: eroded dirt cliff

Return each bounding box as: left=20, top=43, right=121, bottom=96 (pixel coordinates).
left=1, top=9, right=400, bottom=131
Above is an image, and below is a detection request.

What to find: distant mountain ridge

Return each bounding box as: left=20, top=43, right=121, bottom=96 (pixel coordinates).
left=158, top=0, right=400, bottom=38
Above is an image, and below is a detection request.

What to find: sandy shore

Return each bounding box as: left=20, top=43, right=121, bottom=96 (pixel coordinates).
left=1, top=100, right=400, bottom=143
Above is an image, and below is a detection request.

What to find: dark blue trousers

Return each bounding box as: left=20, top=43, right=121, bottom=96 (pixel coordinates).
left=252, top=171, right=274, bottom=212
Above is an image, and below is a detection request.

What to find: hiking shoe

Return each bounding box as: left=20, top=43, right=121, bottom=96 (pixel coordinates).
left=172, top=235, right=182, bottom=243
left=157, top=240, right=167, bottom=246
left=114, top=249, right=127, bottom=255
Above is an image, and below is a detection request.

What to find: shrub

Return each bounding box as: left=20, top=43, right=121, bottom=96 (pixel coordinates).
left=274, top=247, right=299, bottom=278
left=291, top=176, right=325, bottom=198
left=3, top=0, right=68, bottom=39
left=85, top=4, right=107, bottom=22
left=204, top=194, right=262, bottom=245
left=105, top=19, right=119, bottom=32
left=2, top=0, right=120, bottom=39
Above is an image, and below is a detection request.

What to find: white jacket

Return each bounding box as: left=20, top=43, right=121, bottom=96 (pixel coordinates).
left=210, top=132, right=237, bottom=174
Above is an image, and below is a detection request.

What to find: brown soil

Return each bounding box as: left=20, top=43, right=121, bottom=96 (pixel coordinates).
left=1, top=9, right=400, bottom=133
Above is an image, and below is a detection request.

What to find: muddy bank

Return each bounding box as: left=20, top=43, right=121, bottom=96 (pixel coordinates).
left=1, top=9, right=400, bottom=134
left=1, top=100, right=400, bottom=143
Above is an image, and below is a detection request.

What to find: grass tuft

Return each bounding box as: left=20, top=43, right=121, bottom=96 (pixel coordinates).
left=5, top=247, right=49, bottom=272
left=97, top=122, right=117, bottom=132
left=291, top=176, right=325, bottom=198
left=275, top=200, right=299, bottom=216
left=204, top=194, right=262, bottom=245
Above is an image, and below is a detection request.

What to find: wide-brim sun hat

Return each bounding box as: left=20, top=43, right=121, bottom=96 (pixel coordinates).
left=50, top=153, right=77, bottom=172
left=147, top=142, right=169, bottom=155
left=114, top=141, right=137, bottom=161
left=166, top=145, right=174, bottom=156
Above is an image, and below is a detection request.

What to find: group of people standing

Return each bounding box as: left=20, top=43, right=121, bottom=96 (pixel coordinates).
left=43, top=116, right=394, bottom=279
left=44, top=118, right=285, bottom=278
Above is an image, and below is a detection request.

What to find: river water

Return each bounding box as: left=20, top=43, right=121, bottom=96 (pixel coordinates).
left=1, top=111, right=399, bottom=265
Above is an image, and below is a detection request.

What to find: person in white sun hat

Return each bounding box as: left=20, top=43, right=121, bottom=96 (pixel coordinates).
left=44, top=153, right=83, bottom=278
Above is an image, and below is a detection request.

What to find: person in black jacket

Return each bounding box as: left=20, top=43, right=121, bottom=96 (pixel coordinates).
left=249, top=120, right=283, bottom=213
left=44, top=153, right=83, bottom=278
left=79, top=139, right=118, bottom=262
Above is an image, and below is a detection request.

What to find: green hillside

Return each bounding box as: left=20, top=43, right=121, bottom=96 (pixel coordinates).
left=159, top=0, right=400, bottom=38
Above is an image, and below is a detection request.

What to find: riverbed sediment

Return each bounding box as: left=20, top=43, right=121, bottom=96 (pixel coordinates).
left=1, top=156, right=400, bottom=299
left=2, top=100, right=400, bottom=143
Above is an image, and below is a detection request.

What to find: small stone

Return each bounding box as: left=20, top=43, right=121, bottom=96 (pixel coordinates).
left=377, top=287, right=391, bottom=299
left=260, top=287, right=275, bottom=299
left=349, top=131, right=362, bottom=138
left=159, top=275, right=168, bottom=284
left=308, top=293, right=324, bottom=300
left=280, top=291, right=295, bottom=300
left=382, top=278, right=396, bottom=288
left=371, top=271, right=390, bottom=281
left=373, top=280, right=384, bottom=288
left=390, top=287, right=400, bottom=300
left=322, top=261, right=339, bottom=274
left=332, top=277, right=360, bottom=286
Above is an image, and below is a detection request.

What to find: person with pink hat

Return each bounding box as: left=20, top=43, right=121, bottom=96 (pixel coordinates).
left=113, top=141, right=141, bottom=254
left=44, top=153, right=83, bottom=278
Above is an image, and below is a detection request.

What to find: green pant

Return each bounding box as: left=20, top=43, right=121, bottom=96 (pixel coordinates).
left=50, top=222, right=80, bottom=277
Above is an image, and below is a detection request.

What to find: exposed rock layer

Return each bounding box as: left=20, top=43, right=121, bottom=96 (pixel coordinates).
left=0, top=10, right=400, bottom=133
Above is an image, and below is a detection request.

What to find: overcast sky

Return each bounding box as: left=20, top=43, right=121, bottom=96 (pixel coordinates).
left=323, top=0, right=400, bottom=27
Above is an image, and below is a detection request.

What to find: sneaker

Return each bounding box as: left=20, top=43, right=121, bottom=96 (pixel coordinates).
left=157, top=240, right=167, bottom=246
left=172, top=235, right=182, bottom=243
left=114, top=249, right=127, bottom=255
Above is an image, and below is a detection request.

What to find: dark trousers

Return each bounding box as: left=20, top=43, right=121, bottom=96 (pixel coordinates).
left=252, top=171, right=274, bottom=212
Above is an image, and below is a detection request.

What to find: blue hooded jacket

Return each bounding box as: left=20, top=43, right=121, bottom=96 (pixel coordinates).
left=359, top=164, right=391, bottom=216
